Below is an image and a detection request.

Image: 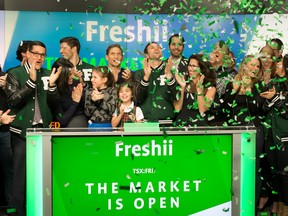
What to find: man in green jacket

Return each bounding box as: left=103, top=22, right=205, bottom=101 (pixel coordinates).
left=60, top=36, right=94, bottom=86
left=5, top=40, right=52, bottom=216
left=134, top=42, right=179, bottom=122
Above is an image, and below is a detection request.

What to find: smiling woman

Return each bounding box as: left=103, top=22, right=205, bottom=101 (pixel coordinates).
left=174, top=54, right=216, bottom=127
left=223, top=54, right=268, bottom=207
left=259, top=45, right=277, bottom=84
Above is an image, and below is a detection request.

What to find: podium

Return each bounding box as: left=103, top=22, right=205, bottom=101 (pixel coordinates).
left=26, top=126, right=256, bottom=216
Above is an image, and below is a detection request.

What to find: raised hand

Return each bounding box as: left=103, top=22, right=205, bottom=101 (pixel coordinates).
left=122, top=68, right=132, bottom=81
left=119, top=104, right=126, bottom=115
left=71, top=83, right=83, bottom=103
left=128, top=113, right=136, bottom=122
left=164, top=57, right=174, bottom=80
left=196, top=74, right=205, bottom=93
left=29, top=60, right=37, bottom=81
left=73, top=68, right=84, bottom=85
left=174, top=71, right=186, bottom=88
left=143, top=57, right=151, bottom=81
left=91, top=88, right=104, bottom=101
left=0, top=74, right=7, bottom=89
left=49, top=66, right=62, bottom=86
left=260, top=86, right=276, bottom=99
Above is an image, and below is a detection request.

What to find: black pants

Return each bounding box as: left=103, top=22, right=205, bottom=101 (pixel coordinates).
left=0, top=131, right=13, bottom=206
left=11, top=134, right=26, bottom=216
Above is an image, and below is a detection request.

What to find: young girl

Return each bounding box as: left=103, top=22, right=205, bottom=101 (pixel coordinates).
left=111, top=82, right=144, bottom=128
left=174, top=54, right=216, bottom=127
left=84, top=66, right=117, bottom=127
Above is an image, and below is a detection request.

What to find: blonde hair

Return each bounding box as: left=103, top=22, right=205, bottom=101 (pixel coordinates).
left=259, top=45, right=277, bottom=79
left=234, top=55, right=262, bottom=87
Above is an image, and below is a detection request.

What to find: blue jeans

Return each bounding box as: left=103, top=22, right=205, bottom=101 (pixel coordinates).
left=0, top=131, right=13, bottom=206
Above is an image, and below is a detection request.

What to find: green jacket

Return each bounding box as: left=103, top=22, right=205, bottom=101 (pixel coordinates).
left=134, top=61, right=179, bottom=121
left=76, top=59, right=94, bottom=83
left=5, top=63, right=52, bottom=138
left=263, top=77, right=288, bottom=147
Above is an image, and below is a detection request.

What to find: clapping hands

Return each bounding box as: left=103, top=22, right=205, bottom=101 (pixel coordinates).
left=72, top=83, right=83, bottom=103
left=260, top=86, right=276, bottom=99
left=91, top=88, right=104, bottom=101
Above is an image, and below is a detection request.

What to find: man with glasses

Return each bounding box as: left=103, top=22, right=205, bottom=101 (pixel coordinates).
left=5, top=40, right=52, bottom=216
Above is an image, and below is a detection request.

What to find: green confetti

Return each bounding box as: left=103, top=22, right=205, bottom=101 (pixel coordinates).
left=118, top=16, right=127, bottom=23
left=159, top=0, right=166, bottom=7
left=195, top=149, right=205, bottom=154
left=212, top=32, right=220, bottom=38
left=222, top=208, right=230, bottom=212
left=7, top=208, right=16, bottom=213
left=208, top=20, right=216, bottom=26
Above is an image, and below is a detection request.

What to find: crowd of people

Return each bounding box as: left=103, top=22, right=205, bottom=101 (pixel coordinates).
left=0, top=35, right=288, bottom=215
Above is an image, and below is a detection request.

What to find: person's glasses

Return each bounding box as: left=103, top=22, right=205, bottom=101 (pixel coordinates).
left=29, top=50, right=46, bottom=59
left=188, top=64, right=199, bottom=68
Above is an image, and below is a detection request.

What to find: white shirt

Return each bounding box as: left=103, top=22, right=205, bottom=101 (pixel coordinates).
left=113, top=101, right=144, bottom=121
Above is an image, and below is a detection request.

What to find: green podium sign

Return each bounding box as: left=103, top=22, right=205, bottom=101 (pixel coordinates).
left=26, top=128, right=256, bottom=216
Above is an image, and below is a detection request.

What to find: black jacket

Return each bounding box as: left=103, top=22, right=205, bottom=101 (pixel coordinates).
left=0, top=71, right=9, bottom=132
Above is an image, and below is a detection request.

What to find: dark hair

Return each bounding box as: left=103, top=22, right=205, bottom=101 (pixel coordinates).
left=188, top=54, right=216, bottom=87
left=282, top=54, right=288, bottom=92
left=144, top=42, right=158, bottom=54
left=168, top=34, right=185, bottom=46
left=117, top=82, right=135, bottom=103
left=270, top=38, right=284, bottom=51
left=60, top=37, right=81, bottom=54
left=93, top=66, right=115, bottom=87
left=16, top=40, right=32, bottom=61
left=51, top=58, right=74, bottom=93
left=212, top=40, right=231, bottom=68
left=117, top=82, right=134, bottom=95
left=106, top=44, right=123, bottom=55
left=28, top=41, right=46, bottom=52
